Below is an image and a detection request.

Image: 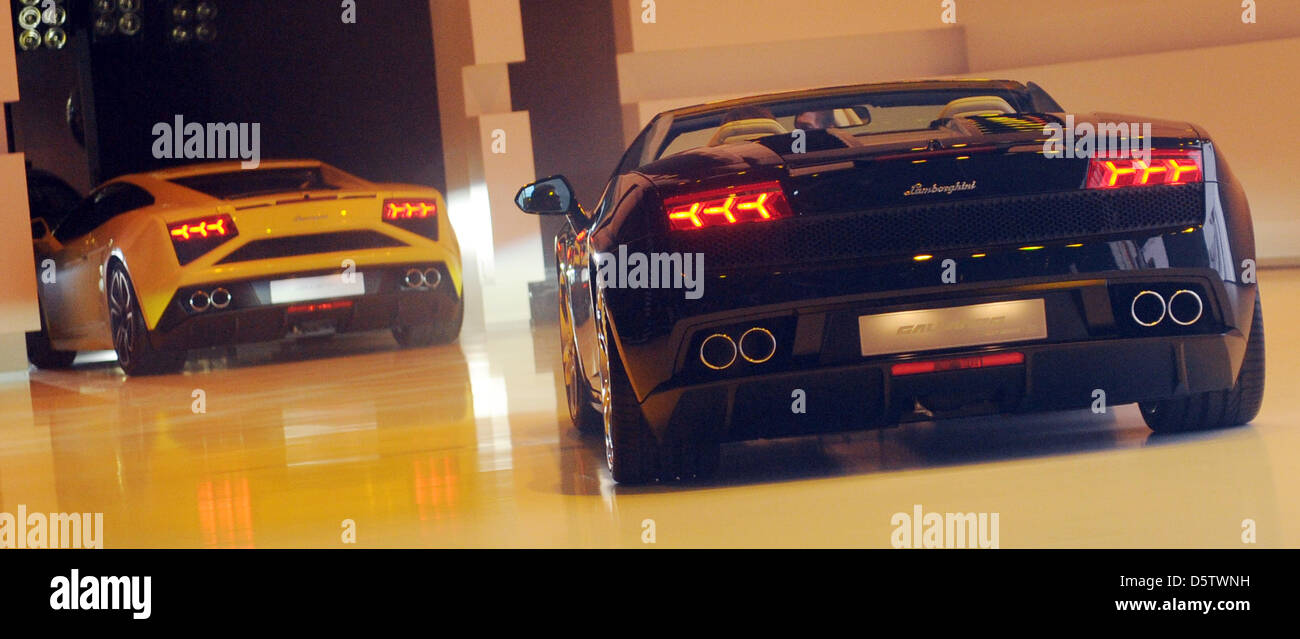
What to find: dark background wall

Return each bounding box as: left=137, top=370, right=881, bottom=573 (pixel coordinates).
left=509, top=0, right=625, bottom=272
left=10, top=44, right=90, bottom=192
left=11, top=0, right=444, bottom=193
left=204, top=1, right=444, bottom=190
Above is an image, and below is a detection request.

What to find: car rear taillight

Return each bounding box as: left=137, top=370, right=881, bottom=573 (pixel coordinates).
left=382, top=198, right=438, bottom=239
left=663, top=181, right=793, bottom=231
left=168, top=214, right=238, bottom=265
left=1086, top=149, right=1202, bottom=189
left=287, top=300, right=353, bottom=314
left=890, top=351, right=1025, bottom=376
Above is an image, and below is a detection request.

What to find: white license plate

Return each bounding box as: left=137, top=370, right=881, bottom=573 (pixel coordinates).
left=269, top=273, right=366, bottom=304
left=858, top=299, right=1047, bottom=357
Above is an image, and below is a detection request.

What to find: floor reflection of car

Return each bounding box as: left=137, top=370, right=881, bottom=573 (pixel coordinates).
left=28, top=159, right=463, bottom=375
left=518, top=79, right=1264, bottom=483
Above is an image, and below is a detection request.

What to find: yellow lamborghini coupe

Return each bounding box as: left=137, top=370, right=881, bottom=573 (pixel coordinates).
left=27, top=160, right=463, bottom=375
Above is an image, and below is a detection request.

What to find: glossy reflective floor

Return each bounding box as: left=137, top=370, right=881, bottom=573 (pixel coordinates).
left=3, top=269, right=1298, bottom=548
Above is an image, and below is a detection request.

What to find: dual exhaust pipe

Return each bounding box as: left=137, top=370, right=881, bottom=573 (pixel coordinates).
left=1130, top=289, right=1203, bottom=327
left=699, top=291, right=1200, bottom=369
left=189, top=288, right=231, bottom=312
left=189, top=266, right=441, bottom=314
left=700, top=327, right=777, bottom=370
left=404, top=267, right=443, bottom=290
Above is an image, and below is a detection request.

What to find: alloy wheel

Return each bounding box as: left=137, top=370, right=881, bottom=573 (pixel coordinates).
left=108, top=269, right=135, bottom=368
left=597, top=304, right=614, bottom=470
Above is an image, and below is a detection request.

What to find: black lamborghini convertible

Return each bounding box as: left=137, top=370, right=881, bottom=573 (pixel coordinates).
left=516, top=79, right=1264, bottom=483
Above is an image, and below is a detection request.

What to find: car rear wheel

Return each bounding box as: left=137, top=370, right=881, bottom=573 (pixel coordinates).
left=393, top=291, right=464, bottom=348
left=596, top=299, right=721, bottom=483
left=1140, top=294, right=1265, bottom=433
left=26, top=302, right=76, bottom=370
left=108, top=265, right=186, bottom=376
left=598, top=307, right=658, bottom=483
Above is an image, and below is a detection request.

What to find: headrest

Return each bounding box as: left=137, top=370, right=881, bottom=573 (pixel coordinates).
left=708, top=118, right=788, bottom=146
left=937, top=96, right=1016, bottom=119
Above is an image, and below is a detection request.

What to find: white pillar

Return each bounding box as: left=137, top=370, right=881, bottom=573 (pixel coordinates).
left=430, top=0, right=543, bottom=327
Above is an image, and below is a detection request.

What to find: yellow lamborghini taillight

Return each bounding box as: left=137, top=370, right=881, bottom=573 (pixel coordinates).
left=168, top=214, right=238, bottom=265
left=382, top=198, right=438, bottom=239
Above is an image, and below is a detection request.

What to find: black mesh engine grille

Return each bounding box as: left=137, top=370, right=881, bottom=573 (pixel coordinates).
left=962, top=113, right=1054, bottom=134
left=216, top=230, right=406, bottom=264
left=670, top=184, right=1204, bottom=269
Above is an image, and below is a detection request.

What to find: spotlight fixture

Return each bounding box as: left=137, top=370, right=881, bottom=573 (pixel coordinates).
left=17, top=29, right=42, bottom=51
left=44, top=27, right=67, bottom=50
left=17, top=6, right=42, bottom=31
left=118, top=11, right=143, bottom=37
left=15, top=0, right=71, bottom=53
left=170, top=0, right=217, bottom=45
left=94, top=14, right=117, bottom=36
left=195, top=22, right=216, bottom=42
left=87, top=0, right=143, bottom=43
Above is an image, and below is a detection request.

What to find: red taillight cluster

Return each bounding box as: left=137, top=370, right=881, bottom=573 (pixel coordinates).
left=1086, top=150, right=1203, bottom=189
left=169, top=216, right=232, bottom=240
left=382, top=198, right=439, bottom=239
left=287, top=300, right=353, bottom=314
left=383, top=199, right=437, bottom=220
left=167, top=214, right=238, bottom=266
left=663, top=181, right=793, bottom=231
left=890, top=351, right=1025, bottom=377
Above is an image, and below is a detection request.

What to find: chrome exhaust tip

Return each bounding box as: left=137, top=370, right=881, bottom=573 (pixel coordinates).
left=404, top=268, right=427, bottom=289
left=1167, top=289, right=1204, bottom=326
left=210, top=287, right=232, bottom=309
left=189, top=290, right=210, bottom=312
left=738, top=327, right=776, bottom=364
left=1130, top=290, right=1166, bottom=327
left=423, top=267, right=442, bottom=289
left=699, top=333, right=737, bottom=370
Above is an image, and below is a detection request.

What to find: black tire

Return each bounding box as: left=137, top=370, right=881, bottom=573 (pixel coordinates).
left=596, top=298, right=721, bottom=483
left=25, top=303, right=76, bottom=370
left=107, top=264, right=186, bottom=376
left=598, top=303, right=660, bottom=483
left=560, top=288, right=601, bottom=434
left=393, top=291, right=464, bottom=348
left=1140, top=294, right=1265, bottom=433
left=392, top=324, right=436, bottom=348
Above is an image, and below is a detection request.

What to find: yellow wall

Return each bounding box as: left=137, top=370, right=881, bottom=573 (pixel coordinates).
left=976, top=37, right=1300, bottom=265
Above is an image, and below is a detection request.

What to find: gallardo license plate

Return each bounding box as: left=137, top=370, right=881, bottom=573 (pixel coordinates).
left=269, top=273, right=366, bottom=304
left=858, top=299, right=1047, bottom=357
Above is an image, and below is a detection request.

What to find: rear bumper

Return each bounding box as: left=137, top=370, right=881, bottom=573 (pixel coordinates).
left=147, top=263, right=458, bottom=351
left=624, top=267, right=1255, bottom=441
left=640, top=330, right=1243, bottom=442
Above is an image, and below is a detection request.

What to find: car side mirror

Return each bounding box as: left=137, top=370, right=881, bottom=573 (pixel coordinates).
left=31, top=217, right=51, bottom=241
left=515, top=175, right=582, bottom=218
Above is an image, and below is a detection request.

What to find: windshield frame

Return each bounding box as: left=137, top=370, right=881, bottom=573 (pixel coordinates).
left=636, top=85, right=1037, bottom=167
